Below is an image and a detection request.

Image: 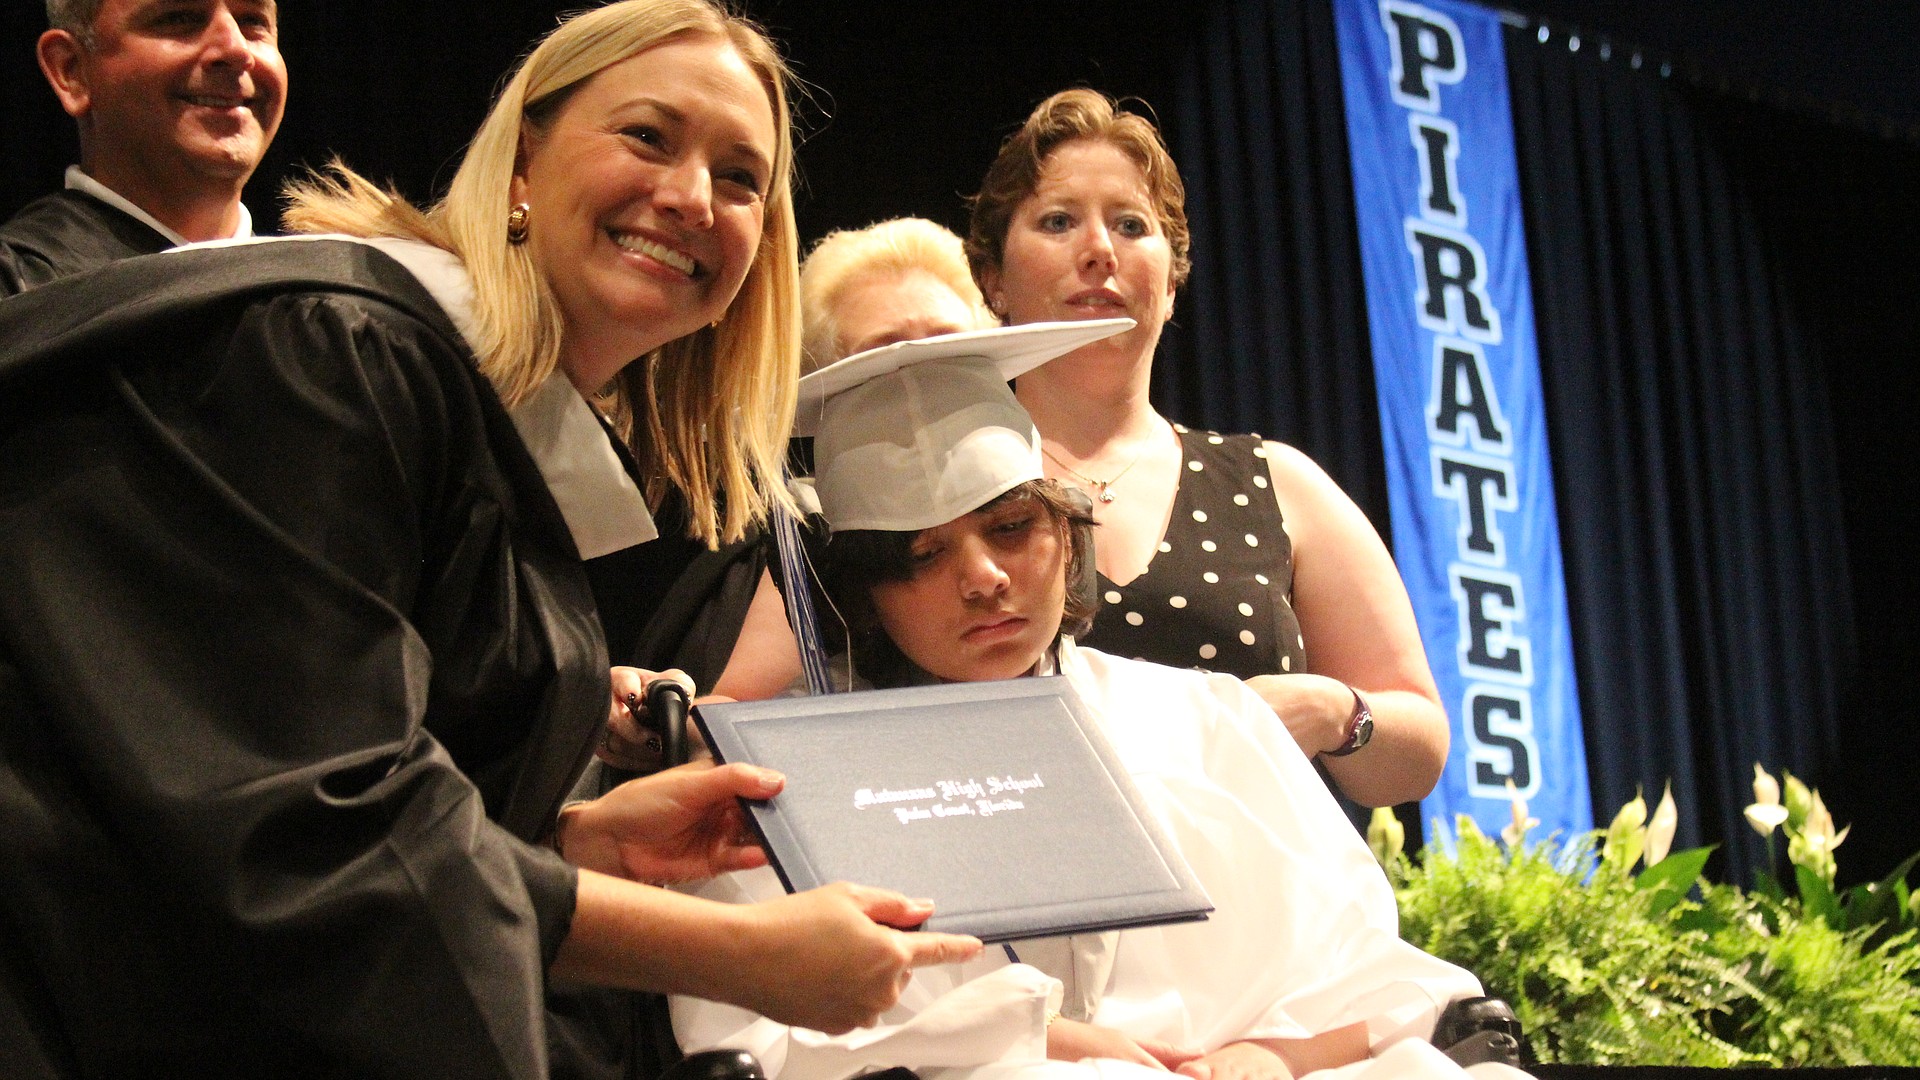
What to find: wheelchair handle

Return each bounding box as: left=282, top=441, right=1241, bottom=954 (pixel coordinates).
left=645, top=678, right=691, bottom=769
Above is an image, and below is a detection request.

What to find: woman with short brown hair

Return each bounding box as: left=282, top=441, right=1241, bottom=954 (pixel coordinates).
left=967, top=89, right=1447, bottom=810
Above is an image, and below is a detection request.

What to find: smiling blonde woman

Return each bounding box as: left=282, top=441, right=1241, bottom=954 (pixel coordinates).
left=0, top=3, right=980, bottom=1076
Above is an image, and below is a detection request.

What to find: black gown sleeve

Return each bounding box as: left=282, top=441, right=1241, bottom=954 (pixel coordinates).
left=0, top=237, right=58, bottom=295
left=0, top=190, right=173, bottom=296
left=0, top=285, right=594, bottom=1078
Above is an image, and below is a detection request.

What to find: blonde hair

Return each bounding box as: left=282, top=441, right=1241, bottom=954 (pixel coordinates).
left=283, top=0, right=801, bottom=547
left=799, top=217, right=994, bottom=370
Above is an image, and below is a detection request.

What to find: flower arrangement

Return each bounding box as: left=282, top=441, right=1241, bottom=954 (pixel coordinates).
left=1371, top=768, right=1920, bottom=1065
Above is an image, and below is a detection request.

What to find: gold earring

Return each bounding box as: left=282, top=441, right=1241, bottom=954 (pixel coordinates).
left=506, top=203, right=531, bottom=245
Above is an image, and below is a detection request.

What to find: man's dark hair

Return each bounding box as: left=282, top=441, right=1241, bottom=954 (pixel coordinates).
left=46, top=0, right=105, bottom=38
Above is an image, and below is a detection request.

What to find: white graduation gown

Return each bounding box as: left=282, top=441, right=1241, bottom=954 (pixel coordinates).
left=672, top=643, right=1527, bottom=1080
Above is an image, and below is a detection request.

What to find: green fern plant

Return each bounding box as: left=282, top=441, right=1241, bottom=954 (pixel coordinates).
left=1687, top=883, right=1920, bottom=1064
left=1372, top=771, right=1920, bottom=1066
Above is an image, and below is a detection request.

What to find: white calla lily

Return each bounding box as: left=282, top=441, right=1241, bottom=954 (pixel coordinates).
left=1604, top=789, right=1648, bottom=873
left=1745, top=802, right=1789, bottom=837
left=1501, top=779, right=1538, bottom=850
left=1645, top=783, right=1679, bottom=868
left=1367, top=806, right=1406, bottom=867
left=1752, top=763, right=1780, bottom=808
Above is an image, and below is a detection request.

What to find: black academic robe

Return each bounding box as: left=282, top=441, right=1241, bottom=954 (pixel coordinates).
left=553, top=524, right=772, bottom=1080
left=0, top=240, right=610, bottom=1079
left=0, top=187, right=173, bottom=296
left=539, top=497, right=765, bottom=1080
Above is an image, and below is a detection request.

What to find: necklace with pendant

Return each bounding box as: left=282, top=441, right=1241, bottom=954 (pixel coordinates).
left=1041, top=442, right=1146, bottom=504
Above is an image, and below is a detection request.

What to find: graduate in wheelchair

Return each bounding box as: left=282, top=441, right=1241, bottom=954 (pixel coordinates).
left=671, top=320, right=1529, bottom=1080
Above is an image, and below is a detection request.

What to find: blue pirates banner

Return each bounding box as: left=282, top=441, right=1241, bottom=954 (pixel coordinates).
left=1332, top=0, right=1592, bottom=841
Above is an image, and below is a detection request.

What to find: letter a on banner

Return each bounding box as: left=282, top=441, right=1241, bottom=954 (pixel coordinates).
left=1332, top=0, right=1592, bottom=841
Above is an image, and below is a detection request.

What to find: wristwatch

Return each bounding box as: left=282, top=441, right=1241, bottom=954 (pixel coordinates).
left=1326, top=686, right=1374, bottom=757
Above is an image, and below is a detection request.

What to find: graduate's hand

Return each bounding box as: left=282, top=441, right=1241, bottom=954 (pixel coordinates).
left=556, top=761, right=779, bottom=882
left=1049, top=1018, right=1200, bottom=1070
left=601, top=667, right=698, bottom=771
left=728, top=883, right=983, bottom=1035
left=1175, top=1041, right=1296, bottom=1080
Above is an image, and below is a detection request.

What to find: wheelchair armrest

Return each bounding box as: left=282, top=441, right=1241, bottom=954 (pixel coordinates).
left=1432, top=995, right=1528, bottom=1068
left=660, top=1054, right=915, bottom=1080
left=659, top=1049, right=766, bottom=1080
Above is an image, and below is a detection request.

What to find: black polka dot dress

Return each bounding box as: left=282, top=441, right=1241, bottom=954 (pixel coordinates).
left=1078, top=427, right=1308, bottom=681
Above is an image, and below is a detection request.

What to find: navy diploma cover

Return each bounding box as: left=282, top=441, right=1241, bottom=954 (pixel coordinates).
left=695, top=677, right=1213, bottom=943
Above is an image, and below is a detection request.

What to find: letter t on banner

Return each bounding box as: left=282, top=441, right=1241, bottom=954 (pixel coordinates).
left=1331, top=0, right=1593, bottom=842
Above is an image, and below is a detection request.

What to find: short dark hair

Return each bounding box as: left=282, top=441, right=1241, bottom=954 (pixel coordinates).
left=46, top=0, right=105, bottom=37
left=815, top=480, right=1098, bottom=688
left=966, top=88, right=1192, bottom=298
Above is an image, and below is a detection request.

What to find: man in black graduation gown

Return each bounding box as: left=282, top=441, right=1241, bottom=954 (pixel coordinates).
left=0, top=0, right=287, bottom=294
left=0, top=238, right=610, bottom=1079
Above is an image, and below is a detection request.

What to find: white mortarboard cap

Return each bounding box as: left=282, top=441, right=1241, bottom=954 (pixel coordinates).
left=800, top=319, right=1133, bottom=533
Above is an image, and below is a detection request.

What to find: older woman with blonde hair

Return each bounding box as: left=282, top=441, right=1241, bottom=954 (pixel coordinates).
left=800, top=216, right=997, bottom=370
left=0, top=3, right=976, bottom=1077
left=967, top=89, right=1448, bottom=810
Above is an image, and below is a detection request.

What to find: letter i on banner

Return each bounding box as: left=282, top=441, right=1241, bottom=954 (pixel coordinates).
left=1331, top=0, right=1592, bottom=841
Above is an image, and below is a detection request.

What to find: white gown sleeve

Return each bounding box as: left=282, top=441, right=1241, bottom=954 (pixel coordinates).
left=670, top=867, right=1060, bottom=1080
left=1062, top=647, right=1484, bottom=1053
left=674, top=646, right=1515, bottom=1080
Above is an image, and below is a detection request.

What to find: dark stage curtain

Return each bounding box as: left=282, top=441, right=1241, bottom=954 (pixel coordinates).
left=1159, top=0, right=1390, bottom=531
left=1161, top=0, right=1854, bottom=885
left=1702, top=103, right=1920, bottom=894
left=1504, top=24, right=1850, bottom=883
